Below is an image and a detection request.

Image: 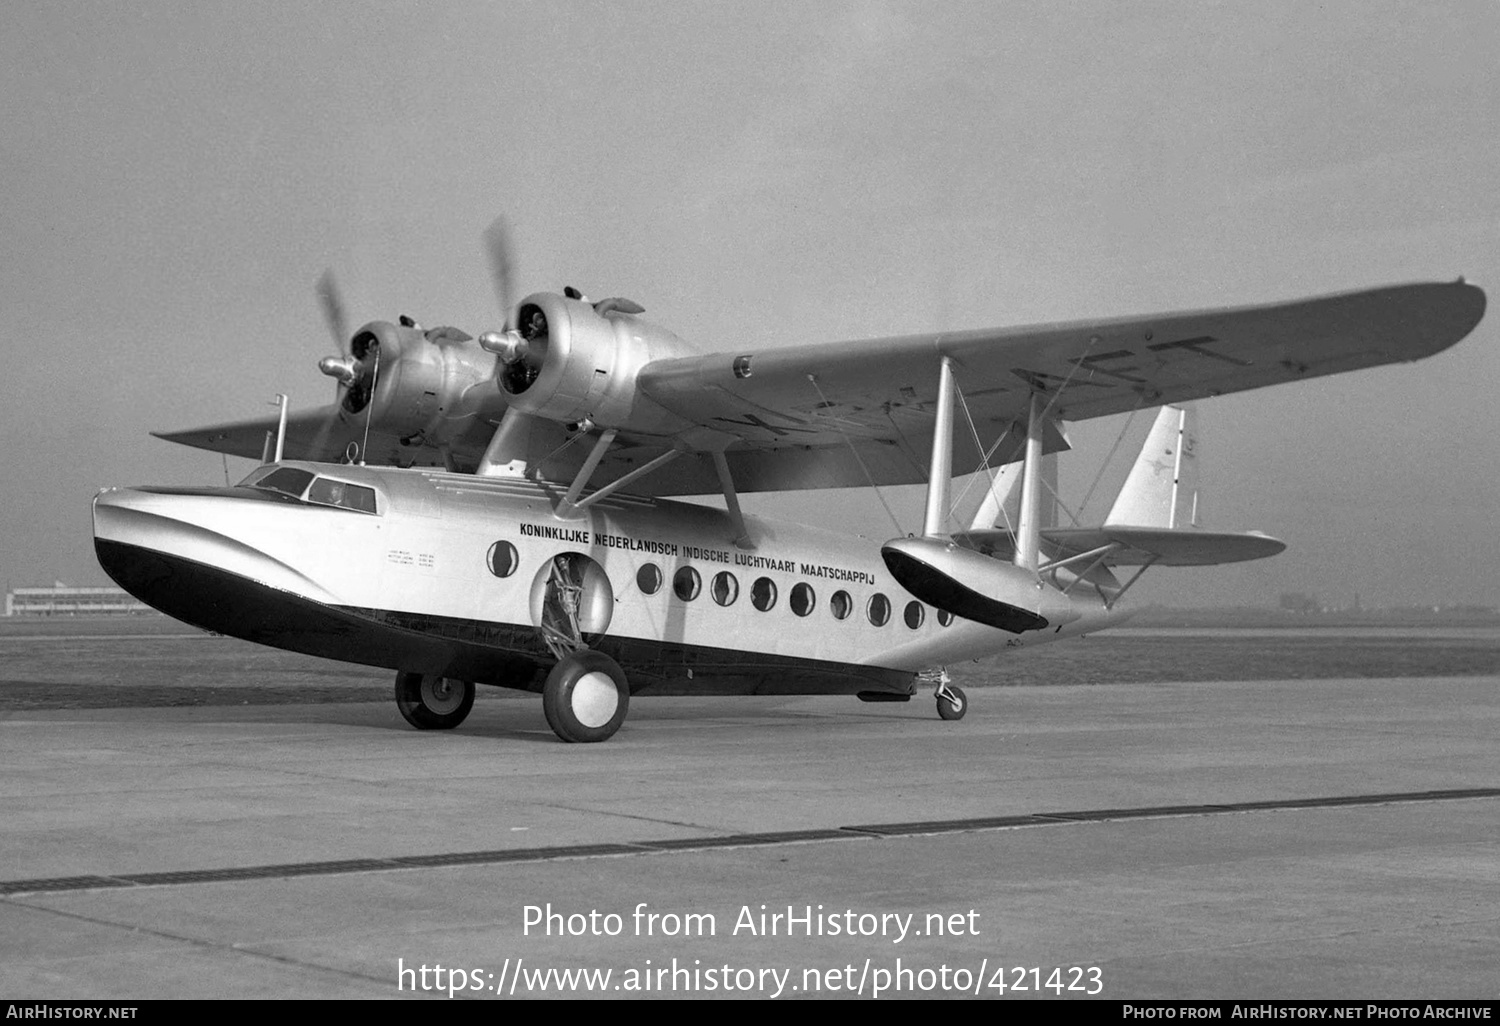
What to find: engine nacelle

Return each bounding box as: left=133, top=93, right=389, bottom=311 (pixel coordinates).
left=495, top=293, right=698, bottom=432
left=881, top=537, right=1081, bottom=634
left=343, top=321, right=504, bottom=445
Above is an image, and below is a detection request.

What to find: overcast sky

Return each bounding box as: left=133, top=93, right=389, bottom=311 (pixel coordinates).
left=2, top=1, right=1497, bottom=609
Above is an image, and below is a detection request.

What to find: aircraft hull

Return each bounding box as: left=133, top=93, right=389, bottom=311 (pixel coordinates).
left=92, top=537, right=911, bottom=696
left=92, top=465, right=1126, bottom=697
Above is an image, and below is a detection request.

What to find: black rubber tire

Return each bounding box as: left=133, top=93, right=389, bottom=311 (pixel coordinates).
left=542, top=651, right=630, bottom=743
left=395, top=672, right=475, bottom=730
left=936, top=685, right=968, bottom=721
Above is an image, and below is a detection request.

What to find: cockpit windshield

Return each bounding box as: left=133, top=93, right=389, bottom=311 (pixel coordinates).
left=238, top=467, right=378, bottom=514
left=247, top=467, right=315, bottom=498
left=307, top=476, right=378, bottom=513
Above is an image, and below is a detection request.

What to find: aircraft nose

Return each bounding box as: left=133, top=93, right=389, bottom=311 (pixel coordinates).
left=92, top=485, right=338, bottom=609
left=92, top=486, right=205, bottom=556
left=93, top=487, right=182, bottom=607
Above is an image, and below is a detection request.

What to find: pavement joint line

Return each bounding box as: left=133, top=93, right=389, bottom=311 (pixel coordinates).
left=2, top=896, right=397, bottom=992
left=3, top=787, right=1496, bottom=898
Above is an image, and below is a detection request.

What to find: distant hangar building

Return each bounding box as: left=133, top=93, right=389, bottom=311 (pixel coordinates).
left=4, top=583, right=153, bottom=616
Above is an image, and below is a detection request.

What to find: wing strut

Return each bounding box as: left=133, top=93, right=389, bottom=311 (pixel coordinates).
left=920, top=356, right=957, bottom=539
left=554, top=430, right=683, bottom=519
left=712, top=452, right=754, bottom=550
left=557, top=429, right=619, bottom=517
left=476, top=407, right=537, bottom=478
left=917, top=358, right=1048, bottom=568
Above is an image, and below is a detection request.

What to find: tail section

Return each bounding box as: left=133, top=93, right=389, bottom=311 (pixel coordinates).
left=1105, top=405, right=1198, bottom=529
left=970, top=454, right=1057, bottom=531
left=953, top=401, right=1282, bottom=574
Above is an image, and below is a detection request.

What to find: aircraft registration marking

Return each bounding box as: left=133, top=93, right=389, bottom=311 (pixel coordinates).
left=1147, top=335, right=1253, bottom=366
left=516, top=522, right=876, bottom=585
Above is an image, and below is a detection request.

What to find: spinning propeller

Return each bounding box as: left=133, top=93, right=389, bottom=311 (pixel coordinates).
left=315, top=270, right=359, bottom=393
left=478, top=216, right=533, bottom=369
left=477, top=215, right=644, bottom=385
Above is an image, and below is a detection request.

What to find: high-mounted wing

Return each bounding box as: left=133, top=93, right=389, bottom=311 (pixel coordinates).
left=637, top=281, right=1485, bottom=487
left=156, top=281, right=1483, bottom=499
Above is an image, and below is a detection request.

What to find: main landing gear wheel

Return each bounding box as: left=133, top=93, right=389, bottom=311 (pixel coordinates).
left=395, top=672, right=475, bottom=730
left=543, top=650, right=630, bottom=743
left=936, top=685, right=968, bottom=721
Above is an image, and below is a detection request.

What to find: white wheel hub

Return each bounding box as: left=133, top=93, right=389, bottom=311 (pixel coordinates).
left=422, top=677, right=464, bottom=715
left=571, top=671, right=620, bottom=728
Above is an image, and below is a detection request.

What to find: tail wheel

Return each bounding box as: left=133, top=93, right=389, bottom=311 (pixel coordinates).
left=936, top=684, right=967, bottom=721
left=543, top=651, right=630, bottom=743
left=395, top=672, right=475, bottom=730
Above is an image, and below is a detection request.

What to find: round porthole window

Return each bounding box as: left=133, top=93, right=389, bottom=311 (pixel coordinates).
left=751, top=577, right=777, bottom=611
left=487, top=540, right=519, bottom=578
left=637, top=563, right=663, bottom=595
left=867, top=593, right=891, bottom=627
left=673, top=566, right=702, bottom=601
left=904, top=600, right=925, bottom=629
left=830, top=590, right=852, bottom=620
left=712, top=571, right=739, bottom=606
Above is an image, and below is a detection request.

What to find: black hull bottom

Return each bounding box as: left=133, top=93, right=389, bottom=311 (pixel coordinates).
left=95, top=539, right=914, bottom=698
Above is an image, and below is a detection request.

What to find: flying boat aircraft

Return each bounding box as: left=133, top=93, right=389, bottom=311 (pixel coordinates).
left=93, top=225, right=1486, bottom=742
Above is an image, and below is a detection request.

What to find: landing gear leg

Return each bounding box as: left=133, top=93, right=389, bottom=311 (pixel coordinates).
left=923, top=667, right=967, bottom=722
left=395, top=672, right=475, bottom=730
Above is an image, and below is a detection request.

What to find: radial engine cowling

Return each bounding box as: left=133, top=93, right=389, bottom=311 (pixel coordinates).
left=340, top=320, right=500, bottom=440
left=881, top=537, right=1080, bottom=634
left=493, top=293, right=698, bottom=431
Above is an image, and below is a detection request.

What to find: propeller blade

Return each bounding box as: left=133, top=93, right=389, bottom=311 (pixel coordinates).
left=483, top=216, right=515, bottom=331
left=315, top=270, right=350, bottom=356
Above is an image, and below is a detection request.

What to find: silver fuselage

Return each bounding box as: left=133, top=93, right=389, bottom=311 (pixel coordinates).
left=93, top=462, right=1128, bottom=696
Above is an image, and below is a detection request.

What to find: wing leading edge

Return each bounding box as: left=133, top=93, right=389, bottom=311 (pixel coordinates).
left=638, top=280, right=1485, bottom=459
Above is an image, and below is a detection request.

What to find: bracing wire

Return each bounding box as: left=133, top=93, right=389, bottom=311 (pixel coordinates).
left=951, top=383, right=1014, bottom=529
left=808, top=375, right=906, bottom=536
left=1034, top=335, right=1099, bottom=424
left=359, top=348, right=380, bottom=466
left=534, top=428, right=590, bottom=471
left=1077, top=399, right=1147, bottom=520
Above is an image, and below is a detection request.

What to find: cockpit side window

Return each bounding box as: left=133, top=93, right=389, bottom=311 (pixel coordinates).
left=251, top=467, right=316, bottom=498
left=308, top=476, right=378, bottom=514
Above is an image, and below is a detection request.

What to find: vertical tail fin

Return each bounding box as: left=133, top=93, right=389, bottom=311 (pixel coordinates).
left=1105, top=405, right=1199, bottom=529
